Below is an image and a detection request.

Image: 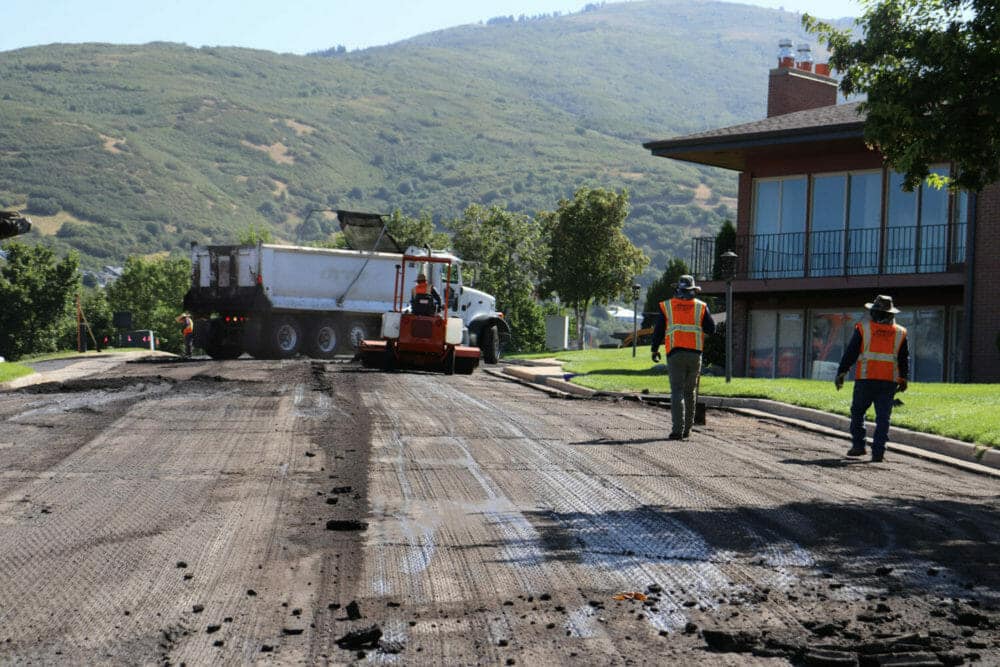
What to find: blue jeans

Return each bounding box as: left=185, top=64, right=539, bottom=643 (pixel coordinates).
left=849, top=380, right=896, bottom=455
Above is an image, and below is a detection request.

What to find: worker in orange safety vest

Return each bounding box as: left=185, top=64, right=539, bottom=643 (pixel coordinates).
left=176, top=312, right=194, bottom=358
left=835, top=295, right=909, bottom=463
left=650, top=274, right=716, bottom=440
left=410, top=272, right=442, bottom=313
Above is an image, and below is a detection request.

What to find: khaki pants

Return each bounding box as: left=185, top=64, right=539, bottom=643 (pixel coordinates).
left=667, top=349, right=702, bottom=436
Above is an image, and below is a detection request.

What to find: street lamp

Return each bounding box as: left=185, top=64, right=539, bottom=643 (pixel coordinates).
left=631, top=282, right=641, bottom=358
left=720, top=251, right=738, bottom=383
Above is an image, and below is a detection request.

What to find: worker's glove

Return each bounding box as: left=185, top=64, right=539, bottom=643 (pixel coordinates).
left=896, top=378, right=908, bottom=393
left=651, top=350, right=661, bottom=363
left=834, top=372, right=846, bottom=391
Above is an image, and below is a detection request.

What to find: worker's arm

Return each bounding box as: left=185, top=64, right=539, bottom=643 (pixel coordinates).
left=650, top=313, right=666, bottom=362
left=701, top=308, right=716, bottom=336
left=834, top=328, right=862, bottom=390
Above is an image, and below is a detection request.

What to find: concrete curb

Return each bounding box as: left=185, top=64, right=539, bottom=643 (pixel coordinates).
left=497, top=362, right=999, bottom=475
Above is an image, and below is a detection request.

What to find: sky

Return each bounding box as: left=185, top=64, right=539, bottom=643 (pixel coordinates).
left=2, top=0, right=861, bottom=55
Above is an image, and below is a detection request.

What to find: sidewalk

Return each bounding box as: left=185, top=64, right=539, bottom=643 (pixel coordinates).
left=496, top=358, right=1000, bottom=476
left=0, top=351, right=175, bottom=391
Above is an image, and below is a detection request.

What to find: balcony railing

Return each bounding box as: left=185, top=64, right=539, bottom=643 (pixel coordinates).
left=692, top=223, right=966, bottom=281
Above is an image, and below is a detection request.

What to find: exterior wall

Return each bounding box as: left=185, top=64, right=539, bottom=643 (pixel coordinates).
left=766, top=68, right=838, bottom=117
left=971, top=183, right=1000, bottom=381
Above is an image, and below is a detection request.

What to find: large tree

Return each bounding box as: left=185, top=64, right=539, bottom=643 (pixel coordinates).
left=805, top=0, right=1000, bottom=192
left=106, top=255, right=191, bottom=354
left=543, top=187, right=649, bottom=349
left=448, top=204, right=547, bottom=352
left=0, top=242, right=79, bottom=360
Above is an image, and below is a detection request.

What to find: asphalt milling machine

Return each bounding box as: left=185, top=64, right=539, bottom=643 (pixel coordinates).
left=358, top=254, right=481, bottom=374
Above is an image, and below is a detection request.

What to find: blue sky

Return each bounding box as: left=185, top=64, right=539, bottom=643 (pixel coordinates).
left=3, top=0, right=860, bottom=54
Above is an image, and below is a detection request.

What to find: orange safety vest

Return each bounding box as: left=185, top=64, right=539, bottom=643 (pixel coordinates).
left=854, top=320, right=906, bottom=382
left=658, top=298, right=706, bottom=354
left=181, top=317, right=193, bottom=336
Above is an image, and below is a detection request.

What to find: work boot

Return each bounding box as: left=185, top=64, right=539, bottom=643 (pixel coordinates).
left=871, top=451, right=884, bottom=463
left=846, top=446, right=866, bottom=457
left=681, top=429, right=691, bottom=439
left=668, top=433, right=683, bottom=441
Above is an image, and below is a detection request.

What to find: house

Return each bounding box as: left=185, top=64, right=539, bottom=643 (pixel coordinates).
left=643, top=42, right=999, bottom=383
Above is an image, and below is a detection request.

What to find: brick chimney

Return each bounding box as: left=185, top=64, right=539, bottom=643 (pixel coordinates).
left=767, top=40, right=838, bottom=117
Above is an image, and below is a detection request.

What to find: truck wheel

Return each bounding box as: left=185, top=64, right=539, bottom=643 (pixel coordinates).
left=481, top=324, right=501, bottom=364
left=307, top=318, right=339, bottom=359
left=343, top=320, right=371, bottom=353
left=269, top=315, right=303, bottom=358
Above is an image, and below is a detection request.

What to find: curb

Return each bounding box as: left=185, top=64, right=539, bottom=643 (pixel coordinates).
left=496, top=363, right=999, bottom=476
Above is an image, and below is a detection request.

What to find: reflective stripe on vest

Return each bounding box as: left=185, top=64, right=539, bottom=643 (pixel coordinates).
left=659, top=298, right=706, bottom=354
left=855, top=320, right=906, bottom=382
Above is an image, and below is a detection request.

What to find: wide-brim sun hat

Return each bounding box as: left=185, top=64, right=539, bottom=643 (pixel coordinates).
left=674, top=274, right=701, bottom=293
left=865, top=294, right=899, bottom=313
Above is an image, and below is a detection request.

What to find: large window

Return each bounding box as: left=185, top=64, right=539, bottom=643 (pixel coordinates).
left=846, top=172, right=882, bottom=275
left=886, top=165, right=950, bottom=273
left=809, top=175, right=847, bottom=277
left=752, top=177, right=806, bottom=278
left=749, top=310, right=804, bottom=378
left=808, top=309, right=865, bottom=379
left=895, top=307, right=945, bottom=382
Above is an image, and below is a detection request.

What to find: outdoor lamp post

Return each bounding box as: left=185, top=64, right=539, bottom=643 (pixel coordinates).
left=721, top=251, right=738, bottom=383
left=631, top=282, right=641, bottom=358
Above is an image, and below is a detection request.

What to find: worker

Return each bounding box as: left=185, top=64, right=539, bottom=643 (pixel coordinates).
left=176, top=312, right=194, bottom=358
left=650, top=275, right=716, bottom=440
left=834, top=295, right=909, bottom=463
left=410, top=272, right=442, bottom=314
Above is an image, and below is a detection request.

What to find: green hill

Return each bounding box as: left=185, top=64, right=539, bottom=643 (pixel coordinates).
left=0, top=0, right=837, bottom=279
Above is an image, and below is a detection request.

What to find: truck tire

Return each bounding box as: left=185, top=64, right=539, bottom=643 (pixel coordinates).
left=268, top=315, right=303, bottom=359
left=343, top=319, right=371, bottom=353
left=481, top=324, right=501, bottom=364
left=307, top=318, right=339, bottom=359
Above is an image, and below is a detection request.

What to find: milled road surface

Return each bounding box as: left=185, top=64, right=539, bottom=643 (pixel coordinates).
left=0, top=357, right=997, bottom=665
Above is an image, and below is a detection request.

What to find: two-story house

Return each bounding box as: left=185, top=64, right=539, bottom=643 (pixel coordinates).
left=643, top=43, right=999, bottom=383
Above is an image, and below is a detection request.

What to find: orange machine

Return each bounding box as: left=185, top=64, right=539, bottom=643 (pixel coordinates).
left=357, top=254, right=480, bottom=374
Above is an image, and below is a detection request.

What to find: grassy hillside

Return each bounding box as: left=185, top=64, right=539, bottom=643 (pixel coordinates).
left=0, top=0, right=834, bottom=280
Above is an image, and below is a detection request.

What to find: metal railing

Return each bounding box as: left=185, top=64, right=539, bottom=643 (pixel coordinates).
left=693, top=223, right=966, bottom=281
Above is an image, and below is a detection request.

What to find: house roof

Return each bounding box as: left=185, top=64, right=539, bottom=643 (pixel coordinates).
left=643, top=102, right=866, bottom=171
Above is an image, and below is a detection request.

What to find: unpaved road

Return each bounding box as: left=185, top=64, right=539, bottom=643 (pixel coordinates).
left=1, top=357, right=998, bottom=665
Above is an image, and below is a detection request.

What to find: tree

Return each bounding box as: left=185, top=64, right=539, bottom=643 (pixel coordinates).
left=642, top=258, right=690, bottom=327
left=385, top=209, right=450, bottom=250
left=106, top=255, right=191, bottom=353
left=711, top=219, right=736, bottom=281
left=0, top=242, right=79, bottom=360
left=239, top=223, right=272, bottom=245
left=804, top=0, right=1000, bottom=192
left=543, top=187, right=649, bottom=349
left=448, top=204, right=548, bottom=352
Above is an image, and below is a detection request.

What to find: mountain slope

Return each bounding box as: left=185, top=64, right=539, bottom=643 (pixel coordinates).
left=0, top=0, right=834, bottom=274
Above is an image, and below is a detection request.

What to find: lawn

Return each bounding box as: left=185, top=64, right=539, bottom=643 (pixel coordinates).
left=0, top=362, right=34, bottom=383
left=512, top=348, right=1000, bottom=447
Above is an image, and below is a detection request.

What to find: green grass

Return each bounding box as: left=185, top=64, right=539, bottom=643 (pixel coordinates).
left=511, top=348, right=1000, bottom=446
left=0, top=361, right=34, bottom=383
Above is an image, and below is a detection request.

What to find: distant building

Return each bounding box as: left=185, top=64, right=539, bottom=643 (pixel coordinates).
left=644, top=42, right=998, bottom=382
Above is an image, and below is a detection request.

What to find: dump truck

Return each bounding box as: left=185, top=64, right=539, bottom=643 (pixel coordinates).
left=182, top=210, right=509, bottom=361
left=358, top=253, right=481, bottom=374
